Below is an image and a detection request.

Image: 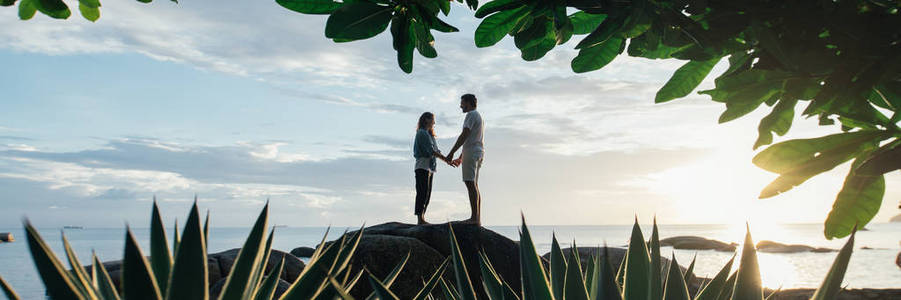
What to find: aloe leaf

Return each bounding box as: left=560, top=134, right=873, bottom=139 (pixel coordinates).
left=250, top=229, right=276, bottom=298
left=439, top=279, right=459, bottom=300
left=366, top=251, right=410, bottom=300
left=344, top=270, right=365, bottom=291
left=123, top=226, right=163, bottom=300
left=309, top=226, right=331, bottom=261
left=519, top=214, right=554, bottom=300
left=448, top=225, right=477, bottom=300
left=563, top=243, right=589, bottom=300
left=694, top=254, right=734, bottom=300
left=615, top=249, right=626, bottom=286
left=478, top=252, right=505, bottom=299
left=549, top=233, right=566, bottom=299
left=92, top=254, right=121, bottom=300
left=649, top=218, right=662, bottom=300
left=203, top=210, right=210, bottom=246
left=219, top=203, right=270, bottom=300
left=683, top=254, right=696, bottom=285
left=150, top=200, right=172, bottom=295
left=0, top=274, right=20, bottom=300
left=765, top=286, right=782, bottom=300
left=254, top=256, right=285, bottom=300
left=167, top=202, right=209, bottom=300
left=414, top=259, right=449, bottom=300
left=61, top=232, right=99, bottom=298
left=810, top=229, right=856, bottom=300
left=662, top=254, right=690, bottom=300
left=584, top=254, right=595, bottom=296
left=714, top=272, right=737, bottom=300
left=280, top=237, right=344, bottom=299
left=589, top=246, right=621, bottom=300
left=622, top=218, right=651, bottom=300
left=330, top=227, right=364, bottom=275
left=173, top=219, right=180, bottom=254
left=731, top=225, right=763, bottom=300
left=22, top=220, right=85, bottom=299
left=367, top=271, right=400, bottom=300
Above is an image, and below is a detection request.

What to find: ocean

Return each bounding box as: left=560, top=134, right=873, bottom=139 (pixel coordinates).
left=1, top=223, right=899, bottom=299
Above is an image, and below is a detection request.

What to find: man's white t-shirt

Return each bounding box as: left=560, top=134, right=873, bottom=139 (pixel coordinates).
left=462, top=110, right=484, bottom=156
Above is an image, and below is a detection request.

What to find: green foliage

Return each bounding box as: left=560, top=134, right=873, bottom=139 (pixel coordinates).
left=2, top=209, right=863, bottom=300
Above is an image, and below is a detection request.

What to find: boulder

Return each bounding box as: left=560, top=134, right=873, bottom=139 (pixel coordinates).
left=896, top=251, right=900, bottom=269
left=211, top=276, right=291, bottom=299
left=660, top=236, right=737, bottom=251
left=755, top=241, right=836, bottom=253
left=85, top=249, right=304, bottom=288
left=323, top=222, right=521, bottom=300
left=290, top=246, right=315, bottom=258
left=0, top=232, right=12, bottom=242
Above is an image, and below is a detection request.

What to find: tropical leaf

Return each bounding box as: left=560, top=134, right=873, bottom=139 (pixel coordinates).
left=77, top=2, right=98, bottom=21
left=574, top=11, right=626, bottom=49
left=18, top=0, right=37, bottom=21
left=824, top=158, right=884, bottom=239
left=167, top=202, right=208, bottom=300
left=277, top=0, right=342, bottom=15
left=571, top=36, right=624, bottom=73
left=391, top=13, right=415, bottom=73
left=219, top=203, right=270, bottom=300
left=655, top=57, right=721, bottom=103
left=731, top=225, right=763, bottom=300
left=810, top=230, right=855, bottom=299
left=569, top=11, right=605, bottom=35
left=753, top=131, right=886, bottom=198
left=474, top=5, right=529, bottom=47
left=754, top=99, right=798, bottom=150
left=324, top=2, right=393, bottom=40
left=474, top=0, right=519, bottom=18
left=34, top=0, right=69, bottom=19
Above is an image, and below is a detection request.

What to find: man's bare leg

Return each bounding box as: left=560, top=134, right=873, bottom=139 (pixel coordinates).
left=461, top=180, right=480, bottom=225
left=417, top=214, right=430, bottom=225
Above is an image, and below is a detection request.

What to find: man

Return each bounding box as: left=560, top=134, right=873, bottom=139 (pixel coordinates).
left=446, top=94, right=484, bottom=225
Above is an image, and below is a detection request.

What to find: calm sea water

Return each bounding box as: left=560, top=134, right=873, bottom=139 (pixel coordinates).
left=1, top=223, right=899, bottom=298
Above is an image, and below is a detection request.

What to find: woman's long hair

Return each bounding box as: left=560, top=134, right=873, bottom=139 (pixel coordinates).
left=417, top=112, right=436, bottom=137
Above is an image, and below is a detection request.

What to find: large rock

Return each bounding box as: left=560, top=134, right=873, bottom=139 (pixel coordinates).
left=290, top=246, right=315, bottom=258
left=660, top=236, right=737, bottom=251
left=323, top=222, right=521, bottom=300
left=0, top=232, right=12, bottom=242
left=896, top=251, right=900, bottom=269
left=85, top=249, right=304, bottom=289
left=755, top=241, right=836, bottom=253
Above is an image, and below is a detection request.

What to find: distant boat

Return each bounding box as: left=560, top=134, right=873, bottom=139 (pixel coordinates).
left=63, top=226, right=85, bottom=229
left=273, top=225, right=288, bottom=228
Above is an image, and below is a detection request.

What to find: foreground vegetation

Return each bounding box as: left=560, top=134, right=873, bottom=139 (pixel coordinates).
left=0, top=202, right=857, bottom=300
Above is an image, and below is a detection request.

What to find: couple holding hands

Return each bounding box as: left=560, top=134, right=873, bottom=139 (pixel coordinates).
left=412, top=94, right=484, bottom=225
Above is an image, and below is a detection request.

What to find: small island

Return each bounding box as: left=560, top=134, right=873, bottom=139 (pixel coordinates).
left=0, top=232, right=13, bottom=243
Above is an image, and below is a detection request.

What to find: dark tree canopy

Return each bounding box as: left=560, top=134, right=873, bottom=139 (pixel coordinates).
left=5, top=0, right=900, bottom=239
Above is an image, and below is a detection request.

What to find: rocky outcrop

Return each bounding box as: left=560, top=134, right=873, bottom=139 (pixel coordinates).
left=896, top=251, right=900, bottom=269
left=660, top=236, right=737, bottom=251
left=755, top=241, right=835, bottom=253
left=290, top=246, right=315, bottom=258
left=323, top=222, right=521, bottom=300
left=85, top=249, right=304, bottom=291
left=767, top=288, right=901, bottom=299
left=0, top=232, right=12, bottom=242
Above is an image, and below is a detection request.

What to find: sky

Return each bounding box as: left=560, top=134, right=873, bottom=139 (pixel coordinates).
left=0, top=0, right=898, bottom=228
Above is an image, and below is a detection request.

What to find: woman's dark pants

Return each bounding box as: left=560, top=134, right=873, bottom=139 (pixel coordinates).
left=414, top=169, right=433, bottom=215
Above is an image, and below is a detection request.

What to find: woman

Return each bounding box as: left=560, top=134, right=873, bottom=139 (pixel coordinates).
left=413, top=112, right=449, bottom=225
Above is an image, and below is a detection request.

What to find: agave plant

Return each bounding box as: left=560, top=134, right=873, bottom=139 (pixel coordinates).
left=0, top=202, right=858, bottom=300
